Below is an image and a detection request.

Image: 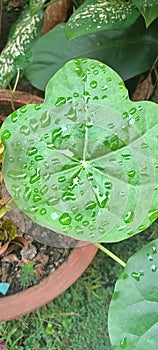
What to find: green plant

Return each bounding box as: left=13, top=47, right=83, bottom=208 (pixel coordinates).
left=1, top=57, right=158, bottom=349
left=19, top=262, right=35, bottom=287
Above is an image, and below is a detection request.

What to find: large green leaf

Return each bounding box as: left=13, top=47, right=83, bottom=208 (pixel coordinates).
left=108, top=238, right=158, bottom=350
left=132, top=0, right=158, bottom=27
left=2, top=58, right=158, bottom=242
left=65, top=0, right=140, bottom=40
left=24, top=20, right=158, bottom=91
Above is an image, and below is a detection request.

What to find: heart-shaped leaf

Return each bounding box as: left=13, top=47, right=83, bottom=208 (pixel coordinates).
left=108, top=238, right=158, bottom=350
left=1, top=58, right=158, bottom=242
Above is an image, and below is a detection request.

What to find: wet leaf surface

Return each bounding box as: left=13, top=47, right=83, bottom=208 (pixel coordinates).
left=2, top=58, right=158, bottom=243
left=109, top=238, right=158, bottom=350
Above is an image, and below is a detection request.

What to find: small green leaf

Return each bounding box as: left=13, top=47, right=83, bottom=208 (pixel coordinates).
left=65, top=0, right=140, bottom=40
left=2, top=58, right=158, bottom=243
left=108, top=239, right=158, bottom=350
left=0, top=283, right=10, bottom=295
left=132, top=0, right=158, bottom=27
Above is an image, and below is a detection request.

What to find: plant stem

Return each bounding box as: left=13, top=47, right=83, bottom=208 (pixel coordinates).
left=13, top=68, right=20, bottom=93
left=94, top=243, right=126, bottom=268
left=0, top=199, right=17, bottom=219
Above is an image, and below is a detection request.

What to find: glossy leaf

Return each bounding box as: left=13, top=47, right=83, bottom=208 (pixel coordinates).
left=109, top=239, right=158, bottom=350
left=132, top=0, right=158, bottom=27
left=0, top=8, right=44, bottom=89
left=65, top=0, right=140, bottom=40
left=24, top=20, right=158, bottom=91
left=2, top=58, right=158, bottom=243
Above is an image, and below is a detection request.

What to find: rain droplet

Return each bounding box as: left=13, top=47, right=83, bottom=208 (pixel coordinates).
left=30, top=118, right=38, bottom=132
left=9, top=157, right=14, bottom=163
left=23, top=186, right=32, bottom=201
left=90, top=80, right=97, bottom=89
left=107, top=77, right=112, bottom=82
left=124, top=211, right=134, bottom=223
left=55, top=97, right=66, bottom=106
left=141, top=142, right=149, bottom=149
left=82, top=220, right=89, bottom=226
left=152, top=247, right=157, bottom=254
left=85, top=201, right=96, bottom=210
left=128, top=170, right=136, bottom=177
left=58, top=175, right=66, bottom=183
left=71, top=206, right=78, bottom=213
left=129, top=107, right=136, bottom=115
left=11, top=112, right=18, bottom=122
left=40, top=112, right=51, bottom=128
left=33, top=194, right=41, bottom=202
left=148, top=209, right=158, bottom=222
left=46, top=197, right=59, bottom=206
left=104, top=181, right=112, bottom=189
left=120, top=336, right=127, bottom=349
left=121, top=153, right=131, bottom=160
left=75, top=226, right=84, bottom=234
left=11, top=185, right=21, bottom=200
left=127, top=228, right=134, bottom=236
left=73, top=92, right=79, bottom=98
left=62, top=192, right=76, bottom=201
left=122, top=112, right=128, bottom=119
left=131, top=271, right=144, bottom=282
left=98, top=227, right=105, bottom=234
left=27, top=147, right=38, bottom=156
left=86, top=173, right=93, bottom=181
left=118, top=225, right=126, bottom=231
left=3, top=130, right=11, bottom=139
left=30, top=168, right=40, bottom=184
left=20, top=125, right=30, bottom=136
left=35, top=155, right=44, bottom=161
left=40, top=208, right=47, bottom=215
left=75, top=213, right=83, bottom=222
left=147, top=254, right=153, bottom=262
left=120, top=192, right=126, bottom=197
left=93, top=96, right=99, bottom=100
left=89, top=225, right=95, bottom=231
left=93, top=69, right=99, bottom=75
left=8, top=170, right=27, bottom=180
left=34, top=104, right=41, bottom=110
left=59, top=213, right=72, bottom=225
left=151, top=264, right=157, bottom=272
left=20, top=105, right=27, bottom=113
left=40, top=185, right=48, bottom=195
left=107, top=123, right=115, bottom=129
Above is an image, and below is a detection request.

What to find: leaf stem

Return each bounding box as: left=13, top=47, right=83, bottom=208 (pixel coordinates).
left=94, top=243, right=126, bottom=268
left=0, top=199, right=17, bottom=219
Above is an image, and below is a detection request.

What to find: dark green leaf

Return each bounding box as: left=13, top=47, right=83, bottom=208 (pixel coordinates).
left=24, top=20, right=158, bottom=91
left=109, top=239, right=158, bottom=350
left=2, top=58, right=158, bottom=242
left=65, top=0, right=140, bottom=40
left=132, top=0, right=158, bottom=27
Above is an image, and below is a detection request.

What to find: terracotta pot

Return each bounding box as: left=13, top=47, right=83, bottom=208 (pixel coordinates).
left=0, top=90, right=98, bottom=321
